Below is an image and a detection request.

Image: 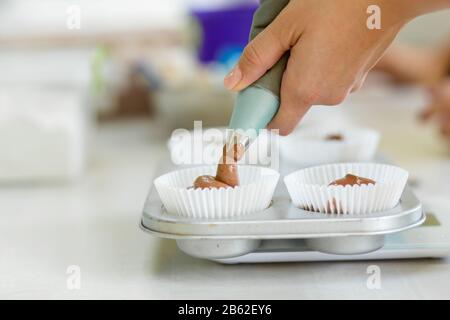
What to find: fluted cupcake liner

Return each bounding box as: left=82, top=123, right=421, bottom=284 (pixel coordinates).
left=154, top=165, right=280, bottom=219
left=284, top=163, right=408, bottom=215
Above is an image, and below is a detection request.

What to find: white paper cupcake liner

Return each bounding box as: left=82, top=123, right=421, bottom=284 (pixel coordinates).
left=280, top=127, right=380, bottom=166
left=284, top=163, right=408, bottom=215
left=154, top=165, right=280, bottom=219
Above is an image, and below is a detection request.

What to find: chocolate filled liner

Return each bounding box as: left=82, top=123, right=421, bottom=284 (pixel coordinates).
left=154, top=165, right=279, bottom=219
left=284, top=163, right=408, bottom=215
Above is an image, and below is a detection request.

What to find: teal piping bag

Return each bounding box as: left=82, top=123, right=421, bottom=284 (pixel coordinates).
left=228, top=0, right=290, bottom=146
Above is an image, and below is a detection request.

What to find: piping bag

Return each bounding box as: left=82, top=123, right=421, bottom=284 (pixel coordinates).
left=226, top=0, right=290, bottom=152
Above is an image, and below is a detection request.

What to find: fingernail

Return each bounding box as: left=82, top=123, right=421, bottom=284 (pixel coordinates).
left=224, top=66, right=242, bottom=90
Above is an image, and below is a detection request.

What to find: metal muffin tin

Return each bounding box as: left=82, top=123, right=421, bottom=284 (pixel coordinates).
left=140, top=159, right=425, bottom=259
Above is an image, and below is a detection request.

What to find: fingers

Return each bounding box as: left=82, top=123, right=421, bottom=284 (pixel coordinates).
left=266, top=99, right=312, bottom=136
left=266, top=61, right=314, bottom=135
left=421, top=81, right=450, bottom=121
left=267, top=23, right=400, bottom=136
left=438, top=108, right=450, bottom=136
left=421, top=80, right=450, bottom=141
left=420, top=103, right=438, bottom=121
left=224, top=13, right=293, bottom=91
left=439, top=108, right=450, bottom=137
left=268, top=38, right=353, bottom=135
left=441, top=124, right=450, bottom=137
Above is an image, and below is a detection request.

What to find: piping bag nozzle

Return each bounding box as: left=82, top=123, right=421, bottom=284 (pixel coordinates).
left=228, top=85, right=279, bottom=142
left=226, top=86, right=278, bottom=154
left=226, top=0, right=289, bottom=151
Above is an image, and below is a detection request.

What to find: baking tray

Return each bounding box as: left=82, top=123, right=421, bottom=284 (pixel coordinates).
left=140, top=157, right=425, bottom=259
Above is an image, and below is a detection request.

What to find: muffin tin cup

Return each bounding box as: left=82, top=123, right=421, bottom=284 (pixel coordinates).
left=284, top=163, right=408, bottom=215
left=154, top=165, right=280, bottom=219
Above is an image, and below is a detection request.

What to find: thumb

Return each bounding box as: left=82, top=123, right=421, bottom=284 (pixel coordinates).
left=224, top=25, right=289, bottom=91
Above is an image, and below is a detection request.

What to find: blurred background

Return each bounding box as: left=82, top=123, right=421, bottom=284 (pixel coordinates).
left=0, top=0, right=449, bottom=184
left=0, top=0, right=449, bottom=183
left=0, top=0, right=450, bottom=298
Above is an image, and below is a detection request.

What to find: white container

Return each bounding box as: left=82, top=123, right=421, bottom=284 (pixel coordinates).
left=0, top=88, right=90, bottom=182
left=154, top=165, right=280, bottom=219
left=280, top=127, right=380, bottom=166
left=284, top=163, right=408, bottom=215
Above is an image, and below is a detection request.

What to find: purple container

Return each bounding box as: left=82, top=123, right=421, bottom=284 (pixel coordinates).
left=191, top=3, right=258, bottom=64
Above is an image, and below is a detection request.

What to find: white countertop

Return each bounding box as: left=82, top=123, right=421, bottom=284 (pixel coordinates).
left=1, top=88, right=450, bottom=299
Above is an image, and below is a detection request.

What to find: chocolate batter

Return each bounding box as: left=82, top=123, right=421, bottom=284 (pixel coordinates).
left=193, top=175, right=231, bottom=189
left=325, top=133, right=343, bottom=141
left=329, top=174, right=376, bottom=186
left=192, top=143, right=245, bottom=189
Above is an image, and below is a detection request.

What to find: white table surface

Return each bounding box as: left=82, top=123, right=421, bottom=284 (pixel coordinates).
left=1, top=88, right=450, bottom=299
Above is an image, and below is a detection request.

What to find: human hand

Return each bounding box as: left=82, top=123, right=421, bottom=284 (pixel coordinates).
left=421, top=79, right=450, bottom=141
left=374, top=44, right=449, bottom=85
left=224, top=0, right=450, bottom=135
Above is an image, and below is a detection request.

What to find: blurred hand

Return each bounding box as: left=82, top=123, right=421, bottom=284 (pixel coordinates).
left=224, top=0, right=450, bottom=135
left=375, top=44, right=449, bottom=85
left=421, top=79, right=450, bottom=141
